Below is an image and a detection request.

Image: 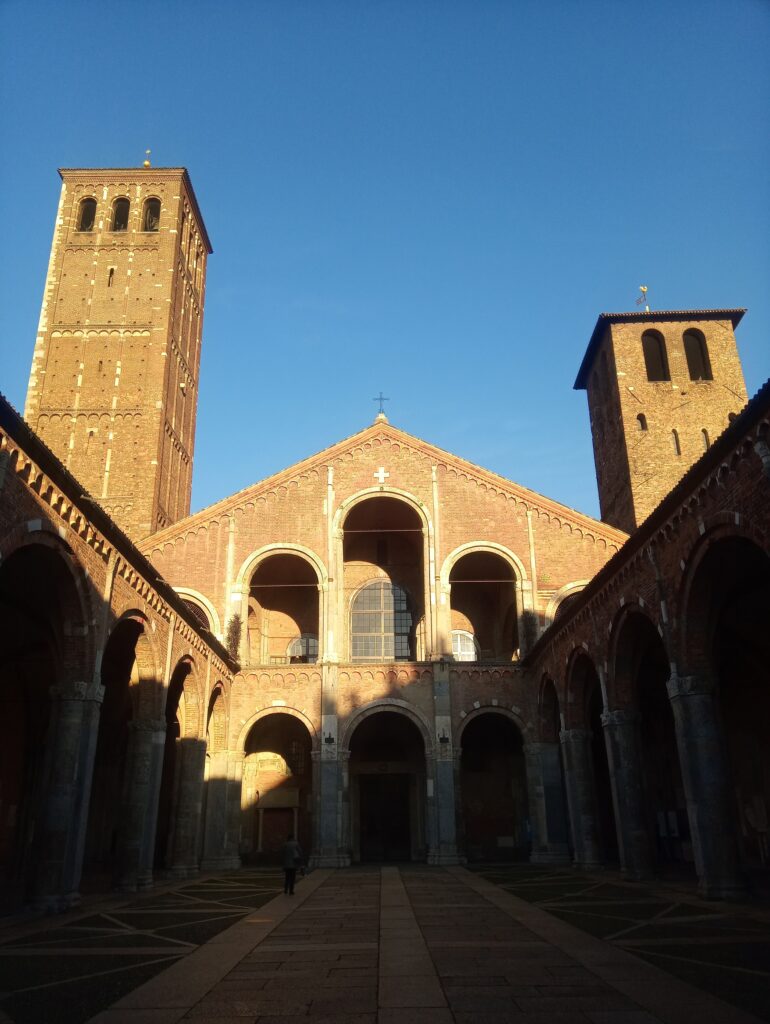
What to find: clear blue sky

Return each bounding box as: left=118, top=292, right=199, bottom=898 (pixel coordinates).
left=1, top=0, right=768, bottom=520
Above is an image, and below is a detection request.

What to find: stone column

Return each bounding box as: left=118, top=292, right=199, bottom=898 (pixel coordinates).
left=200, top=749, right=230, bottom=869
left=34, top=683, right=89, bottom=910
left=428, top=662, right=459, bottom=863
left=115, top=718, right=166, bottom=891
left=526, top=742, right=570, bottom=865
left=668, top=673, right=744, bottom=898
left=311, top=663, right=348, bottom=866
left=602, top=709, right=652, bottom=880
left=560, top=728, right=603, bottom=868
left=223, top=750, right=244, bottom=869
left=168, top=738, right=207, bottom=877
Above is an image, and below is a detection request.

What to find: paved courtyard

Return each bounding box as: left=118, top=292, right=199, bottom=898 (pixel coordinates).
left=0, top=865, right=767, bottom=1024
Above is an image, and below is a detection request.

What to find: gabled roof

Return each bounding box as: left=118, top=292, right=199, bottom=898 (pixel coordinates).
left=141, top=418, right=628, bottom=549
left=574, top=309, right=746, bottom=389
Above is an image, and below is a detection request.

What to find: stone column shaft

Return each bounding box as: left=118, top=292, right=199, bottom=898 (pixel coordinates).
left=526, top=741, right=570, bottom=864
left=116, top=718, right=166, bottom=891
left=668, top=674, right=744, bottom=898
left=169, top=738, right=207, bottom=877
left=560, top=729, right=603, bottom=868
left=602, top=709, right=652, bottom=880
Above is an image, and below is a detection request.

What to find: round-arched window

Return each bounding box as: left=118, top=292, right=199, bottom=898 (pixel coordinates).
left=111, top=197, right=130, bottom=232
left=142, top=197, right=161, bottom=231
left=351, top=580, right=412, bottom=661
left=287, top=633, right=318, bottom=664
left=451, top=630, right=478, bottom=662
left=76, top=197, right=97, bottom=232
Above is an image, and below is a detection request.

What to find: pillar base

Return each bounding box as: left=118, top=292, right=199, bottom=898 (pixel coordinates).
left=200, top=855, right=241, bottom=872
left=310, top=852, right=350, bottom=868
left=572, top=859, right=605, bottom=871
left=428, top=851, right=463, bottom=865
left=698, top=877, right=748, bottom=901
left=530, top=849, right=571, bottom=865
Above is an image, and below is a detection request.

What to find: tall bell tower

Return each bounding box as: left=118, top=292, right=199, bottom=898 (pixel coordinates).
left=24, top=164, right=212, bottom=540
left=575, top=310, right=748, bottom=533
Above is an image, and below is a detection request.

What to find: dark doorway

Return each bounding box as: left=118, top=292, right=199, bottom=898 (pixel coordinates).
left=359, top=774, right=411, bottom=861
left=349, top=711, right=426, bottom=862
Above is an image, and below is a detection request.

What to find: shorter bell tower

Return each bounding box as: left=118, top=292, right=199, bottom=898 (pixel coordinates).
left=24, top=164, right=212, bottom=540
left=575, top=310, right=748, bottom=533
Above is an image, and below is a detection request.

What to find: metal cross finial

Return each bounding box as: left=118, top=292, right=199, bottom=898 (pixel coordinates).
left=373, top=392, right=390, bottom=415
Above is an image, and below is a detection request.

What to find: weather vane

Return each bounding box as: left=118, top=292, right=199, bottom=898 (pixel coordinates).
left=372, top=392, right=390, bottom=415
left=143, top=149, right=152, bottom=168
left=635, top=284, right=650, bottom=312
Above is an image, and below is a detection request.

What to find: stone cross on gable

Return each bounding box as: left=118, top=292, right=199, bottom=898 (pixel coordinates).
left=374, top=467, right=390, bottom=484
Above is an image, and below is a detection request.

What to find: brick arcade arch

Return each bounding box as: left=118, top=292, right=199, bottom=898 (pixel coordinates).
left=0, top=541, right=92, bottom=910
left=82, top=612, right=161, bottom=891
left=246, top=553, right=322, bottom=665
left=609, top=608, right=689, bottom=874
left=682, top=534, right=770, bottom=874
left=458, top=709, right=529, bottom=862
left=240, top=712, right=313, bottom=863
left=348, top=708, right=428, bottom=863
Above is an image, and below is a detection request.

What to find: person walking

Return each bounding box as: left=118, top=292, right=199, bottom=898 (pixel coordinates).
left=282, top=833, right=303, bottom=895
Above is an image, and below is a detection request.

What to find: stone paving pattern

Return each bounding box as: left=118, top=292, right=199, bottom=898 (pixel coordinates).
left=473, top=864, right=770, bottom=1023
left=0, top=865, right=767, bottom=1024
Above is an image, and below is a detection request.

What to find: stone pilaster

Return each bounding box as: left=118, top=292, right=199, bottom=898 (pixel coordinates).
left=526, top=741, right=570, bottom=865
left=667, top=673, right=744, bottom=898
left=602, top=709, right=653, bottom=880
left=428, top=662, right=460, bottom=864
left=559, top=728, right=603, bottom=868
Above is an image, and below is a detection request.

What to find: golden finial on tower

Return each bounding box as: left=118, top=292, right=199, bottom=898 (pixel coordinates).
left=143, top=149, right=152, bottom=168
left=635, top=284, right=650, bottom=313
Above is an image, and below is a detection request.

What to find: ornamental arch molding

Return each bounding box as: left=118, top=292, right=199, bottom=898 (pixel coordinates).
left=333, top=486, right=433, bottom=538
left=457, top=705, right=529, bottom=745
left=544, top=580, right=589, bottom=627
left=173, top=587, right=222, bottom=638
left=439, top=541, right=528, bottom=588
left=237, top=705, right=318, bottom=752
left=235, top=543, right=329, bottom=592
left=340, top=698, right=434, bottom=756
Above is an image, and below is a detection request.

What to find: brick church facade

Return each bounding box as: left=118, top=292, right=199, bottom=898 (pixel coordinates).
left=1, top=164, right=768, bottom=911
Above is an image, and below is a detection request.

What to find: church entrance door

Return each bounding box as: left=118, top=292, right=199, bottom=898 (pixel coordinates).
left=349, top=710, right=427, bottom=863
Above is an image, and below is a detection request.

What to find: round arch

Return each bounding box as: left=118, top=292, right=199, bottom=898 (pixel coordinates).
left=237, top=705, right=318, bottom=752
left=334, top=486, right=433, bottom=539
left=174, top=587, right=222, bottom=638
left=538, top=675, right=562, bottom=743
left=341, top=698, right=434, bottom=755
left=457, top=705, right=528, bottom=744
left=544, top=580, right=589, bottom=626
left=677, top=518, right=770, bottom=674
left=439, top=541, right=528, bottom=589
left=235, top=543, right=328, bottom=592
left=607, top=602, right=667, bottom=709
left=166, top=656, right=204, bottom=739
left=564, top=645, right=604, bottom=728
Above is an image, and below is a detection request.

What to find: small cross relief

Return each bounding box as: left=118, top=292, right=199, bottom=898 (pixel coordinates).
left=373, top=467, right=390, bottom=485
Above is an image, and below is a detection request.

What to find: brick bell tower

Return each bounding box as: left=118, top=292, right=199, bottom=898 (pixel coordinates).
left=24, top=162, right=212, bottom=540
left=575, top=310, right=748, bottom=533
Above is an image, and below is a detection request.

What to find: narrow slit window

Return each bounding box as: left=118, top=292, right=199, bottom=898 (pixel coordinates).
left=637, top=413, right=648, bottom=431
left=642, top=330, right=670, bottom=381
left=701, top=428, right=710, bottom=451
left=683, top=329, right=713, bottom=381
left=142, top=197, right=161, bottom=231
left=671, top=429, right=681, bottom=456
left=111, top=198, right=130, bottom=232
left=76, top=197, right=97, bottom=232
left=107, top=267, right=115, bottom=288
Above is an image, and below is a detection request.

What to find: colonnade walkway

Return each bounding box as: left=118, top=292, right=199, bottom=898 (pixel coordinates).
left=0, top=865, right=768, bottom=1024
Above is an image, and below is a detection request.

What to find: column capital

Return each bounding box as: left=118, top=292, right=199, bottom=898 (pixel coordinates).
left=50, top=680, right=90, bottom=701
left=129, top=717, right=166, bottom=734
left=601, top=708, right=640, bottom=729
left=559, top=727, right=591, bottom=744
left=666, top=673, right=715, bottom=700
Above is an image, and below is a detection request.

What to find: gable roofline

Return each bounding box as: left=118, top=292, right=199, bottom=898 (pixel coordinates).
left=141, top=419, right=628, bottom=550
left=58, top=167, right=213, bottom=253
left=574, top=309, right=746, bottom=390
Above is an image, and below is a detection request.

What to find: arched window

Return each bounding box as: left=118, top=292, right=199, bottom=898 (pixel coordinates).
left=701, top=428, right=710, bottom=451
left=671, top=429, right=681, bottom=456
left=351, top=580, right=412, bottom=661
left=287, top=633, right=318, bottom=664
left=642, top=330, right=670, bottom=382
left=683, top=329, right=713, bottom=381
left=111, top=198, right=130, bottom=232
left=142, top=197, right=161, bottom=231
left=76, top=197, right=97, bottom=232
left=451, top=630, right=479, bottom=662
left=637, top=413, right=648, bottom=431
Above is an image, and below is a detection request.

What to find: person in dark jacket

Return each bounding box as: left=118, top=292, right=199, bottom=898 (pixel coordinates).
left=282, top=834, right=303, bottom=894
